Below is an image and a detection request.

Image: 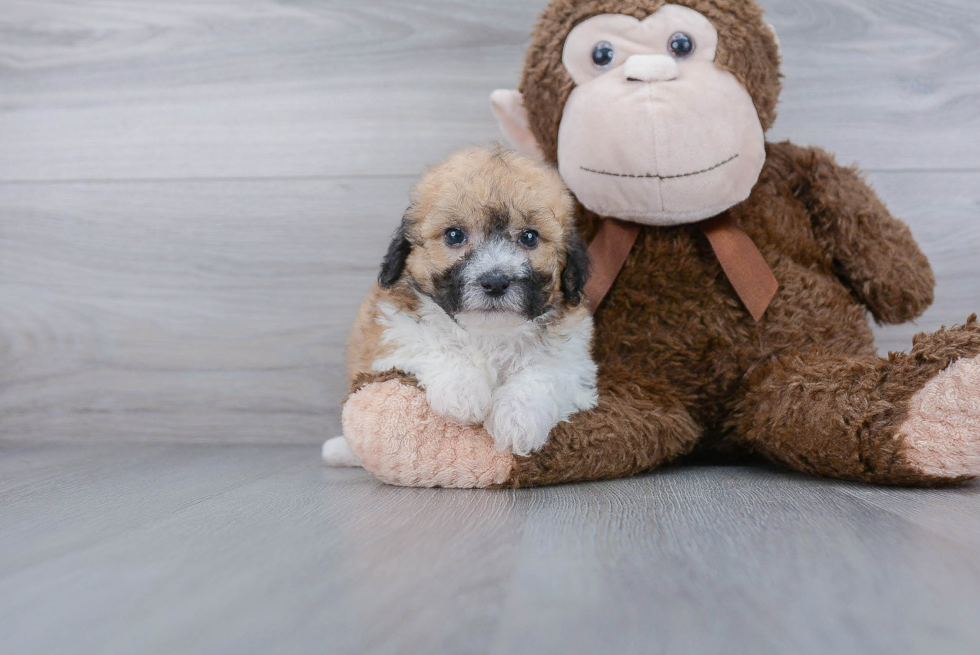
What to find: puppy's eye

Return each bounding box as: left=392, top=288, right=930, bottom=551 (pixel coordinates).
left=444, top=227, right=466, bottom=247
left=668, top=32, right=695, bottom=59
left=518, top=229, right=539, bottom=249
left=591, top=41, right=616, bottom=70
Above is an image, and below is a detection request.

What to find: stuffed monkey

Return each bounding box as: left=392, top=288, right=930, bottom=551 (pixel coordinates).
left=340, top=0, right=980, bottom=488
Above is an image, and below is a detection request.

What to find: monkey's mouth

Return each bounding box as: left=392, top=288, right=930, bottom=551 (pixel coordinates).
left=580, top=153, right=739, bottom=180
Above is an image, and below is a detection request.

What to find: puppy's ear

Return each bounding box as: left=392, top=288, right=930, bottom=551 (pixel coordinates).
left=560, top=233, right=592, bottom=306
left=378, top=215, right=412, bottom=288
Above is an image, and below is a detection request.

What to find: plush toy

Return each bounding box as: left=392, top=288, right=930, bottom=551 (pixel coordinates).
left=339, top=0, right=980, bottom=488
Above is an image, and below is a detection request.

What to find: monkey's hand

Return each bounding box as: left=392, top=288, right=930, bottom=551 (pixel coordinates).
left=342, top=373, right=514, bottom=489
left=781, top=142, right=935, bottom=325
left=341, top=371, right=700, bottom=488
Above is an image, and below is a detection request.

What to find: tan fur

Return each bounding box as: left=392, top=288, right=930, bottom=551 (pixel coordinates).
left=346, top=145, right=584, bottom=382
left=401, top=145, right=576, bottom=300
left=346, top=284, right=413, bottom=381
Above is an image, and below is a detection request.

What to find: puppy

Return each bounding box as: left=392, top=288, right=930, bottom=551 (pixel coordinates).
left=323, top=146, right=597, bottom=467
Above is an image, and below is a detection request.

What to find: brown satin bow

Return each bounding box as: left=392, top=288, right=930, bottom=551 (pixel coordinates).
left=583, top=214, right=778, bottom=322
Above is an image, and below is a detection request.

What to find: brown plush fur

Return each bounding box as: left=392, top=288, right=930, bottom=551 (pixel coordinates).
left=501, top=138, right=979, bottom=488
left=345, top=0, right=980, bottom=488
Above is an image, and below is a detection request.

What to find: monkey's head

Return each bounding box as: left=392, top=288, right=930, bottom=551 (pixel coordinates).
left=492, top=0, right=781, bottom=226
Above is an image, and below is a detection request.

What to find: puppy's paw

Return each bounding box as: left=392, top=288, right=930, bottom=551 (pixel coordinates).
left=322, top=436, right=362, bottom=468
left=485, top=394, right=556, bottom=456
left=424, top=371, right=493, bottom=425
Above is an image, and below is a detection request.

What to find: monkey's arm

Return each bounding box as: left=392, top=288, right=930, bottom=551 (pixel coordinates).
left=505, top=371, right=700, bottom=487
left=341, top=369, right=700, bottom=488
left=782, top=142, right=935, bottom=325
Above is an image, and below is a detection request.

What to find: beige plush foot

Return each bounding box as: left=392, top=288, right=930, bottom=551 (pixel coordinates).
left=900, top=354, right=980, bottom=479
left=342, top=379, right=515, bottom=488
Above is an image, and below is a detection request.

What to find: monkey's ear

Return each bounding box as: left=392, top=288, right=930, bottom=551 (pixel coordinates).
left=561, top=233, right=592, bottom=307
left=490, top=89, right=544, bottom=160
left=378, top=216, right=412, bottom=288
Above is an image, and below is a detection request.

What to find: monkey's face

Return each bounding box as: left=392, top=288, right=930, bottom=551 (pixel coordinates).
left=379, top=147, right=591, bottom=330
left=556, top=4, right=766, bottom=226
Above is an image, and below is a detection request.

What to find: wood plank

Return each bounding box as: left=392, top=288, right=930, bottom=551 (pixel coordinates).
left=838, top=481, right=980, bottom=547
left=2, top=447, right=979, bottom=654
left=766, top=0, right=980, bottom=170
left=0, top=176, right=414, bottom=443
left=0, top=0, right=540, bottom=182
left=0, top=445, right=529, bottom=655
left=0, top=443, right=307, bottom=575
left=0, top=171, right=975, bottom=443
left=489, top=468, right=980, bottom=655
left=0, top=0, right=978, bottom=182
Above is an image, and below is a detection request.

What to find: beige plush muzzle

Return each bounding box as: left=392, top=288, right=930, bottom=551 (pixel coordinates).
left=556, top=6, right=767, bottom=226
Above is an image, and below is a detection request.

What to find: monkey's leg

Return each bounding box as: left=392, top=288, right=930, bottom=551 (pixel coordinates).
left=342, top=370, right=701, bottom=488
left=733, top=316, right=980, bottom=485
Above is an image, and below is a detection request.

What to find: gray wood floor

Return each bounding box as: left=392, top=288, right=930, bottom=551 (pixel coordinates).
left=1, top=1, right=979, bottom=653
left=2, top=443, right=980, bottom=655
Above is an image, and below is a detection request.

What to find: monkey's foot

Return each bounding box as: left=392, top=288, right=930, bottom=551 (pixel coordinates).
left=342, top=379, right=514, bottom=488
left=900, top=354, right=980, bottom=480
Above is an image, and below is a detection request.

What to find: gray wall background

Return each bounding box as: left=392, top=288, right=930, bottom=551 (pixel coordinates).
left=0, top=0, right=977, bottom=444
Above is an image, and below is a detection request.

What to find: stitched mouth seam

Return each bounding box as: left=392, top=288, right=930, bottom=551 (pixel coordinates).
left=580, top=153, right=739, bottom=180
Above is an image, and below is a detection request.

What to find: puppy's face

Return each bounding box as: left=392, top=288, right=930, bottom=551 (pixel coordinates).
left=379, top=147, right=590, bottom=326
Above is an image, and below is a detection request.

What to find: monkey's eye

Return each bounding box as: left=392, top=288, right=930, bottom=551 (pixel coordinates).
left=591, top=41, right=616, bottom=70
left=518, top=229, right=539, bottom=249
left=668, top=32, right=695, bottom=59
left=444, top=227, right=466, bottom=247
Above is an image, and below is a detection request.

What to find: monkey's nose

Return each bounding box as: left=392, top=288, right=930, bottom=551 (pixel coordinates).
left=624, top=55, right=678, bottom=83
left=479, top=271, right=511, bottom=297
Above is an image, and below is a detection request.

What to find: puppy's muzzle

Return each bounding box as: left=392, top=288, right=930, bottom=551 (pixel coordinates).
left=457, top=238, right=538, bottom=317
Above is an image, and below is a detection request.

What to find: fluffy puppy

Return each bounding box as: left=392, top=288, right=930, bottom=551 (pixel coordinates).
left=323, top=145, right=597, bottom=466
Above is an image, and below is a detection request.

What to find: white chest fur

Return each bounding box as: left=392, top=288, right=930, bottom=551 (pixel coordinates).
left=370, top=297, right=598, bottom=455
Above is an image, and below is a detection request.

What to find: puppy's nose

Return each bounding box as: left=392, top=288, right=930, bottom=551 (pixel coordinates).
left=479, top=271, right=511, bottom=297
left=624, top=54, right=678, bottom=83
